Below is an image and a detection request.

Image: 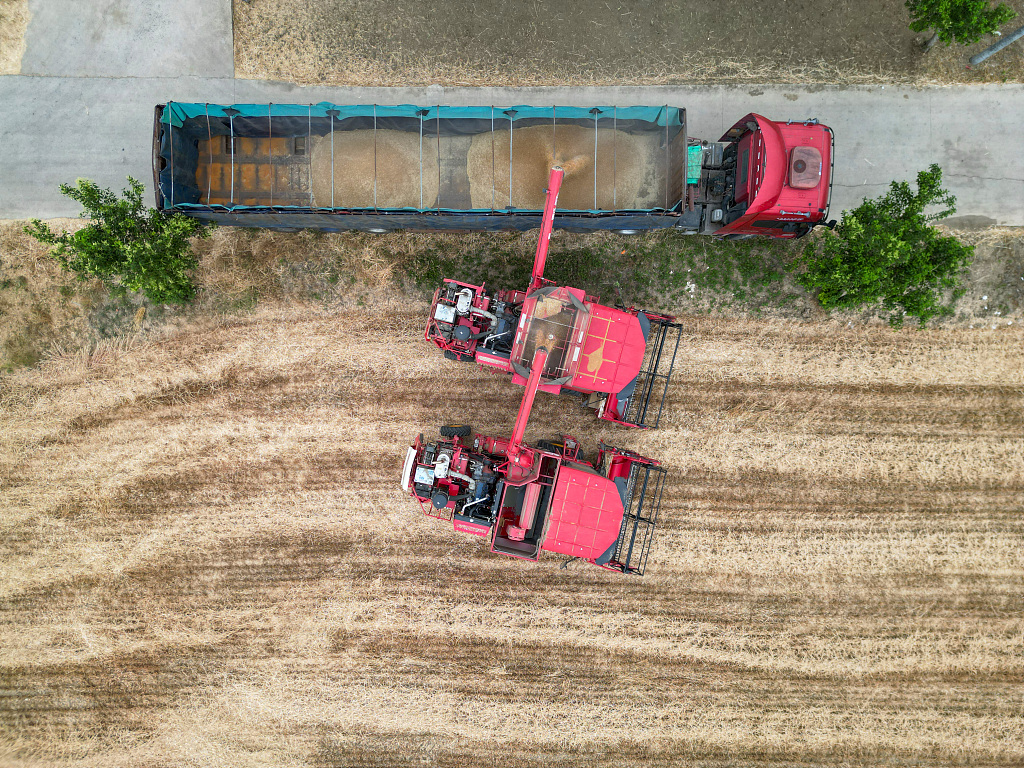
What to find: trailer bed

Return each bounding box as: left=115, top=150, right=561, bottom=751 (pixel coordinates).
left=156, top=104, right=690, bottom=227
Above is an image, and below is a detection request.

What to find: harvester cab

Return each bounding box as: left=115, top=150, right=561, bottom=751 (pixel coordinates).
left=402, top=347, right=667, bottom=575
left=425, top=167, right=682, bottom=429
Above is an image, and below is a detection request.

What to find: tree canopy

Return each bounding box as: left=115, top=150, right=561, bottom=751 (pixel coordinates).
left=794, top=165, right=974, bottom=328
left=25, top=177, right=210, bottom=305
left=907, top=0, right=1017, bottom=46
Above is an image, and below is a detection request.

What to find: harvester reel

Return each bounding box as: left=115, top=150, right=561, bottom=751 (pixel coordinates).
left=440, top=424, right=472, bottom=437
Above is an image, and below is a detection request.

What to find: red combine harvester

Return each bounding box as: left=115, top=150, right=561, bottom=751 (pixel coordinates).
left=402, top=347, right=667, bottom=574
left=426, top=167, right=682, bottom=429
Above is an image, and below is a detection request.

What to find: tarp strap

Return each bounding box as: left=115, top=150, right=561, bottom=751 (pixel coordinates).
left=269, top=103, right=274, bottom=207
left=330, top=111, right=335, bottom=209
left=435, top=107, right=441, bottom=208
left=612, top=107, right=617, bottom=211
left=664, top=105, right=669, bottom=209
left=592, top=108, right=599, bottom=210
left=508, top=110, right=514, bottom=208
left=204, top=104, right=213, bottom=203
left=229, top=112, right=234, bottom=205
left=490, top=106, right=495, bottom=212
left=169, top=101, right=174, bottom=207
left=307, top=105, right=313, bottom=208
left=373, top=104, right=378, bottom=212
left=418, top=110, right=423, bottom=210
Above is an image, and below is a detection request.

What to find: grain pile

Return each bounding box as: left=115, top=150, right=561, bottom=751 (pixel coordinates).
left=467, top=125, right=647, bottom=210
left=310, top=130, right=438, bottom=209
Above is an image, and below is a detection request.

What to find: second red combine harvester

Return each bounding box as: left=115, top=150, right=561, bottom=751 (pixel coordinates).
left=425, top=166, right=682, bottom=429
left=402, top=344, right=667, bottom=574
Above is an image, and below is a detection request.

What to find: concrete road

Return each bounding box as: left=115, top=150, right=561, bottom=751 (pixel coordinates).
left=20, top=0, right=233, bottom=78
left=1, top=1, right=1022, bottom=225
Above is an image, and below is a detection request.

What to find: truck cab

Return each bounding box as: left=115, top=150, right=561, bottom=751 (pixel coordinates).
left=704, top=113, right=834, bottom=239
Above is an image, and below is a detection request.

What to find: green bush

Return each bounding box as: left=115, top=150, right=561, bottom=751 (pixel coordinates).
left=907, top=0, right=1017, bottom=46
left=794, top=165, right=974, bottom=328
left=25, top=177, right=211, bottom=305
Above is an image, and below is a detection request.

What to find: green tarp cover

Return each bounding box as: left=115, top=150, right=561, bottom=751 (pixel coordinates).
left=687, top=144, right=702, bottom=186
left=161, top=102, right=683, bottom=128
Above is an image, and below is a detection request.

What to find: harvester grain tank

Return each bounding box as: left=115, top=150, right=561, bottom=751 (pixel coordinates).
left=402, top=346, right=666, bottom=574
left=425, top=166, right=681, bottom=428
left=153, top=103, right=832, bottom=238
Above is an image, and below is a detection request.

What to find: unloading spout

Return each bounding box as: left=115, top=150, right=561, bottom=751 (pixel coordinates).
left=528, top=167, right=565, bottom=293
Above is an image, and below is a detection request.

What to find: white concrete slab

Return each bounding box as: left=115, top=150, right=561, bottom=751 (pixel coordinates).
left=20, top=0, right=233, bottom=78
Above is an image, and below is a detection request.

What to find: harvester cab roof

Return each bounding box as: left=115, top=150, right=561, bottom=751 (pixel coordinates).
left=425, top=166, right=682, bottom=429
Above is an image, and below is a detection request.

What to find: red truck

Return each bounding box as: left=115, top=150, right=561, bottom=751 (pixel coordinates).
left=712, top=113, right=834, bottom=239
left=154, top=104, right=832, bottom=237
left=402, top=346, right=666, bottom=575
left=426, top=166, right=681, bottom=429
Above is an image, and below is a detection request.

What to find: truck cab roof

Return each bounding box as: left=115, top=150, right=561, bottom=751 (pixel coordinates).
left=717, top=113, right=834, bottom=238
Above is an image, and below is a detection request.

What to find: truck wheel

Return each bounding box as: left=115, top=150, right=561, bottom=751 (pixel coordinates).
left=443, top=350, right=473, bottom=363
left=440, top=424, right=471, bottom=438
left=536, top=439, right=564, bottom=453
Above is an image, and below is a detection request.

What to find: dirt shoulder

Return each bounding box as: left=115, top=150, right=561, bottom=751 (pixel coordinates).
left=234, top=0, right=1024, bottom=86
left=0, top=0, right=29, bottom=75
left=3, top=222, right=1022, bottom=372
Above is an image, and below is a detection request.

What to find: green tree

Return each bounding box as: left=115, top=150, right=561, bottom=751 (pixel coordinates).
left=794, top=165, right=973, bottom=328
left=907, top=0, right=1017, bottom=49
left=24, top=177, right=211, bottom=305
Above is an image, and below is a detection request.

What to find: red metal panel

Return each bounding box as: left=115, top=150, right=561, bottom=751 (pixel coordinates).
left=543, top=467, right=623, bottom=559
left=517, top=483, right=543, bottom=532
left=475, top=350, right=513, bottom=372
left=569, top=304, right=645, bottom=395
left=454, top=519, right=490, bottom=537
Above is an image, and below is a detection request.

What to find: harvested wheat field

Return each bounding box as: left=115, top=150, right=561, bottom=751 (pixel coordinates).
left=234, top=0, right=1024, bottom=86
left=2, top=286, right=1023, bottom=766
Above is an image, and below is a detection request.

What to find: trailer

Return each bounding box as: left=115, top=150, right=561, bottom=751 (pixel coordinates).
left=154, top=103, right=833, bottom=238
left=402, top=347, right=667, bottom=575
left=427, top=166, right=681, bottom=428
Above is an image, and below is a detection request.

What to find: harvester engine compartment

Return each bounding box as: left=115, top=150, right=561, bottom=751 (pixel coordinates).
left=429, top=281, right=521, bottom=359
left=406, top=438, right=500, bottom=525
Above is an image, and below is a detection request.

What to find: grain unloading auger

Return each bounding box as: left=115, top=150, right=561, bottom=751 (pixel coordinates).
left=425, top=167, right=682, bottom=429
left=402, top=347, right=667, bottom=574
